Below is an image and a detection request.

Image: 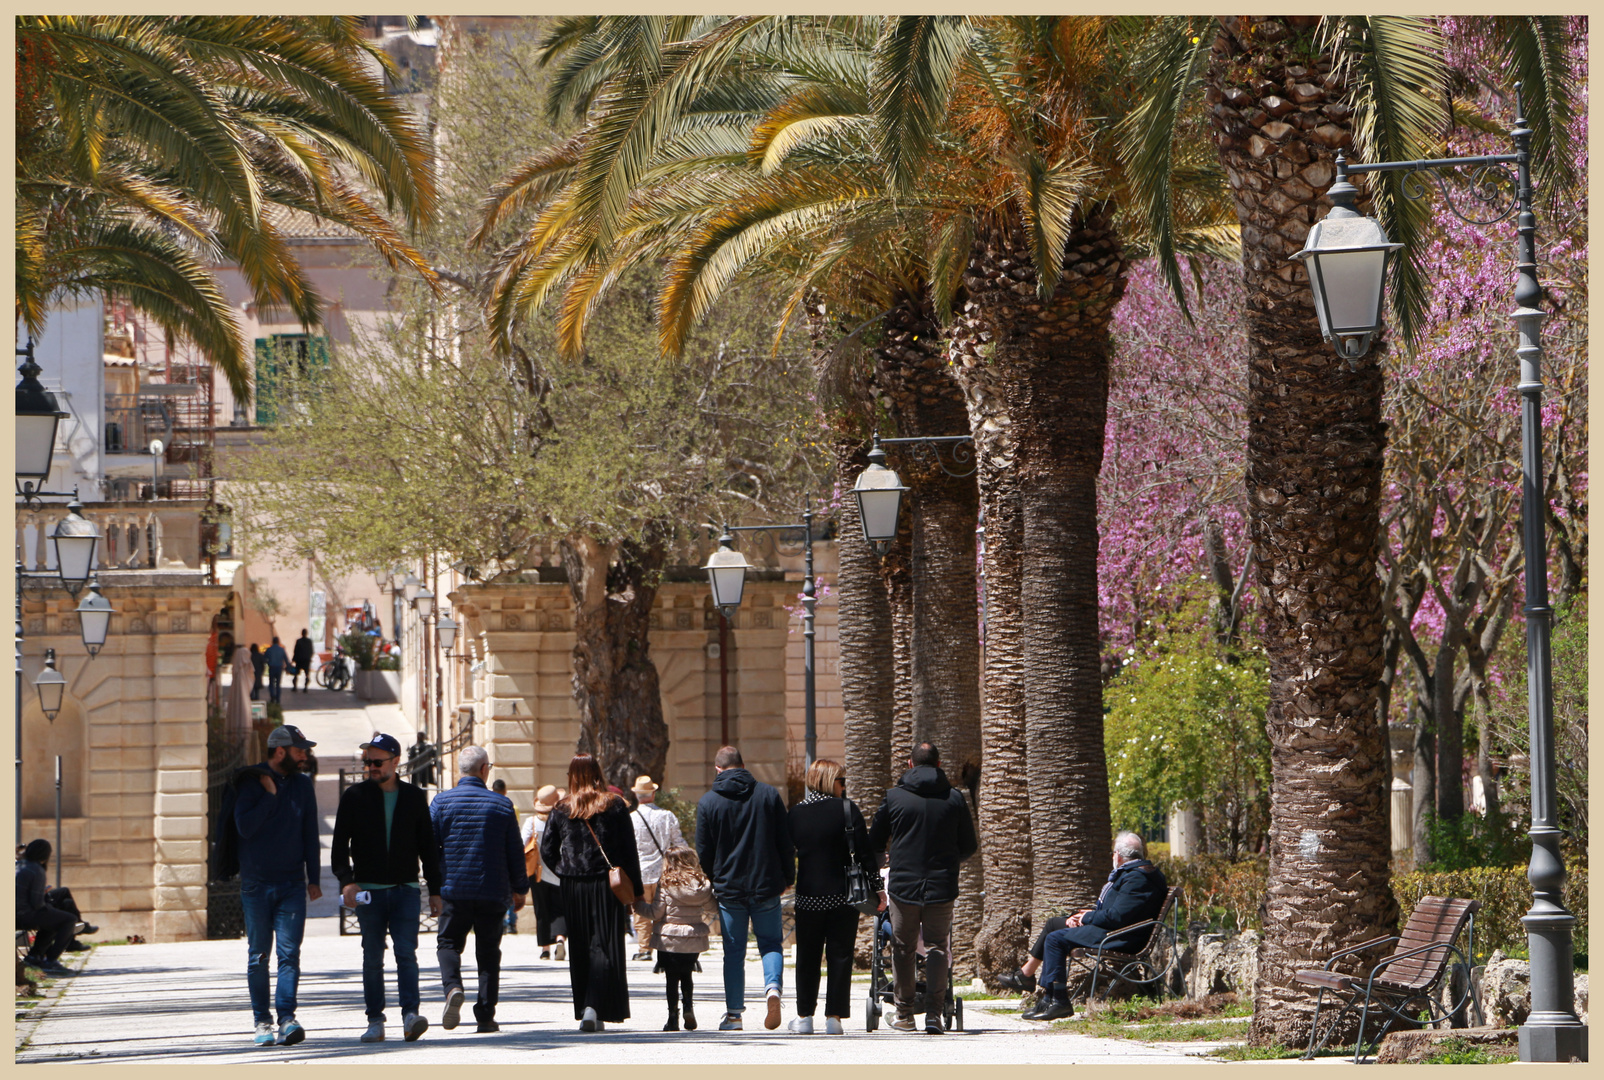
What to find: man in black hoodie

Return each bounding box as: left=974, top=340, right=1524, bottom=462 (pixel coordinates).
left=695, top=745, right=794, bottom=1032
left=868, top=743, right=978, bottom=1034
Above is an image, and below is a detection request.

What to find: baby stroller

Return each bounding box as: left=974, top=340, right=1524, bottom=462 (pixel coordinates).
left=865, top=908, right=963, bottom=1032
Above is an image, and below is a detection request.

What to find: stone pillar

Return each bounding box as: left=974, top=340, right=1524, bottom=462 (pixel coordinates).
left=1391, top=777, right=1415, bottom=873
left=1169, top=804, right=1201, bottom=860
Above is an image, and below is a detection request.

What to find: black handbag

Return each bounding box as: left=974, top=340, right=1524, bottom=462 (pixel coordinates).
left=842, top=798, right=879, bottom=916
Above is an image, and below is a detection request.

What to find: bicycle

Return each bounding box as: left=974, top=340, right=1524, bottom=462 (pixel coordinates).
left=317, top=645, right=353, bottom=691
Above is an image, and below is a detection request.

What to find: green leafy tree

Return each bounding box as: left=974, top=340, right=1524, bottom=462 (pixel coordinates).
left=1104, top=583, right=1270, bottom=860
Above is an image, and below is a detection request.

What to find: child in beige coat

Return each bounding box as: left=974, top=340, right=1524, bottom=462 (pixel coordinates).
left=642, top=846, right=718, bottom=1031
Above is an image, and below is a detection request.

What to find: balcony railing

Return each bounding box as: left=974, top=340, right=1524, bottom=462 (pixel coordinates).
left=15, top=499, right=212, bottom=575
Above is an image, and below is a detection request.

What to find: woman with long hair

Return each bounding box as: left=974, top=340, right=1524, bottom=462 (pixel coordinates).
left=538, top=754, right=643, bottom=1031
left=786, top=758, right=882, bottom=1034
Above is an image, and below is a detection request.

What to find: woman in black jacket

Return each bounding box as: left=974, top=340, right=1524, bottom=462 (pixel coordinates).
left=539, top=754, right=643, bottom=1031
left=785, top=758, right=882, bottom=1035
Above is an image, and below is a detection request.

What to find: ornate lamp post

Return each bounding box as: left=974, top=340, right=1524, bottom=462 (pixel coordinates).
left=851, top=432, right=975, bottom=555
left=1294, top=85, right=1585, bottom=1062
left=702, top=513, right=820, bottom=764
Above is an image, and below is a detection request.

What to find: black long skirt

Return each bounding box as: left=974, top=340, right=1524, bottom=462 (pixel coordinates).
left=560, top=873, right=630, bottom=1022
left=534, top=880, right=568, bottom=946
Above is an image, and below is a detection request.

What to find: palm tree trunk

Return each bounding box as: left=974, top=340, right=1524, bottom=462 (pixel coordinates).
left=1207, top=17, right=1398, bottom=1047
left=833, top=435, right=897, bottom=825
left=883, top=528, right=915, bottom=769
left=876, top=292, right=984, bottom=976
left=559, top=528, right=669, bottom=789
left=950, top=297, right=1032, bottom=982
left=954, top=208, right=1123, bottom=919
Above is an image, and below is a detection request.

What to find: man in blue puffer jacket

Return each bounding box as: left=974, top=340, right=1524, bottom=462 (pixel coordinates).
left=429, top=745, right=528, bottom=1033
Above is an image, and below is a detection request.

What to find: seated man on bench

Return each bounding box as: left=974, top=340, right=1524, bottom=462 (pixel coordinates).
left=16, top=840, right=98, bottom=975
left=1022, top=832, right=1168, bottom=1021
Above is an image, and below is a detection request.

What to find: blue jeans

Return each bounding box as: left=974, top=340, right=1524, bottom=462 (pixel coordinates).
left=718, top=897, right=784, bottom=1015
left=241, top=877, right=306, bottom=1025
left=356, top=886, right=421, bottom=1021
left=267, top=667, right=284, bottom=703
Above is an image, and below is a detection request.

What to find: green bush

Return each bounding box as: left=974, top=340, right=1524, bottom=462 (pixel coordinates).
left=373, top=654, right=400, bottom=671
left=1393, top=862, right=1589, bottom=962
left=1105, top=582, right=1270, bottom=859
left=1151, top=853, right=1268, bottom=932
left=339, top=631, right=378, bottom=671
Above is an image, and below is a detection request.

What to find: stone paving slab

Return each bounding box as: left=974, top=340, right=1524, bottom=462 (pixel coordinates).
left=16, top=932, right=1225, bottom=1065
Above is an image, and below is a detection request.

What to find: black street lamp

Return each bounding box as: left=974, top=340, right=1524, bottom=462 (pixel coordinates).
left=34, top=649, right=66, bottom=721
left=702, top=513, right=820, bottom=765
left=1296, top=85, right=1585, bottom=1062
left=435, top=614, right=459, bottom=655
left=74, top=581, right=117, bottom=658
left=16, top=342, right=69, bottom=501
left=49, top=495, right=101, bottom=597
left=851, top=431, right=976, bottom=556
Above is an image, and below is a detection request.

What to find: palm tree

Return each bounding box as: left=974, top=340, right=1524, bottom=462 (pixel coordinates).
left=16, top=16, right=439, bottom=397
left=1121, top=13, right=1579, bottom=1046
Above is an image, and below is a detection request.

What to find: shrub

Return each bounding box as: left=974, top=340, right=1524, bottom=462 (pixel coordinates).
left=1105, top=583, right=1270, bottom=859
left=1393, top=862, right=1589, bottom=961
left=373, top=654, right=400, bottom=671
left=1151, top=853, right=1268, bottom=932
left=339, top=631, right=378, bottom=671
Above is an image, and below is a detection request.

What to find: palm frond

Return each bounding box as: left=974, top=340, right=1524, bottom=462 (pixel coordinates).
left=872, top=16, right=970, bottom=193
left=1495, top=15, right=1579, bottom=195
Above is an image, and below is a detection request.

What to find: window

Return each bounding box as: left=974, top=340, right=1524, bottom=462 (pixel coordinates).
left=254, top=334, right=331, bottom=424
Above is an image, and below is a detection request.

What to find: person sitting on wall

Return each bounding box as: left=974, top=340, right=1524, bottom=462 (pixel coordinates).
left=16, top=840, right=97, bottom=975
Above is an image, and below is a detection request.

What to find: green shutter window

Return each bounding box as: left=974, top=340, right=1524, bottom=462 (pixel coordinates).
left=253, top=334, right=331, bottom=425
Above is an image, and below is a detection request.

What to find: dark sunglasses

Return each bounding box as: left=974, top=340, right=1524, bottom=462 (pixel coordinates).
left=362, top=756, right=395, bottom=767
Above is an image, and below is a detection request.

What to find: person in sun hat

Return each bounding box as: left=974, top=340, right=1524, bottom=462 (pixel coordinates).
left=233, top=724, right=322, bottom=1047
left=521, top=785, right=569, bottom=960
left=331, top=732, right=443, bottom=1044
left=628, top=774, right=685, bottom=963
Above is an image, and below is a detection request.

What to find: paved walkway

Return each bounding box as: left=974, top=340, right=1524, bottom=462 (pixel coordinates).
left=16, top=934, right=1235, bottom=1064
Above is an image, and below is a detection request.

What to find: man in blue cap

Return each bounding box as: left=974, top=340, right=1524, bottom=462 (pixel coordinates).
left=233, top=724, right=322, bottom=1046
left=332, top=732, right=443, bottom=1043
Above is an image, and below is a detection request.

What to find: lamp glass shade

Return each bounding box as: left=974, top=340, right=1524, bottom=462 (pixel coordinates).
left=402, top=573, right=421, bottom=602
left=15, top=412, right=61, bottom=482
left=75, top=583, right=116, bottom=655
left=35, top=654, right=66, bottom=720
left=852, top=462, right=908, bottom=545
left=1291, top=209, right=1400, bottom=357
left=414, top=587, right=435, bottom=619
left=702, top=544, right=750, bottom=613
left=50, top=507, right=101, bottom=587
left=435, top=615, right=458, bottom=652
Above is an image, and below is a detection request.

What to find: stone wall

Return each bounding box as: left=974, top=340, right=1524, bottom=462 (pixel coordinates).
left=451, top=574, right=844, bottom=818
left=20, top=583, right=230, bottom=942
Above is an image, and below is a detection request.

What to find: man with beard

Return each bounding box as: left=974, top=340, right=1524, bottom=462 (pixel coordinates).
left=233, top=724, right=324, bottom=1046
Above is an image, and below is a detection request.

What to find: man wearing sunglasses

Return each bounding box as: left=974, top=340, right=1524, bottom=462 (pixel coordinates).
left=331, top=733, right=443, bottom=1044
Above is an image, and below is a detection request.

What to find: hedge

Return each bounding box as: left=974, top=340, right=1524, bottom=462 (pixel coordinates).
left=1152, top=854, right=1587, bottom=962
left=1393, top=863, right=1589, bottom=961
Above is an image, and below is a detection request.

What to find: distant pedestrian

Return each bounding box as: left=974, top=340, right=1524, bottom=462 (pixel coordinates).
left=492, top=779, right=518, bottom=934
left=786, top=758, right=881, bottom=1034
left=263, top=637, right=290, bottom=704
left=642, top=846, right=716, bottom=1031
left=291, top=630, right=315, bottom=692
left=629, top=774, right=686, bottom=963
left=16, top=840, right=86, bottom=976
left=520, top=785, right=568, bottom=961
left=539, top=754, right=643, bottom=1032
left=233, top=725, right=322, bottom=1047
left=695, top=745, right=794, bottom=1032
left=249, top=643, right=265, bottom=701
left=430, top=746, right=527, bottom=1034
left=331, top=733, right=443, bottom=1044
left=868, top=742, right=978, bottom=1034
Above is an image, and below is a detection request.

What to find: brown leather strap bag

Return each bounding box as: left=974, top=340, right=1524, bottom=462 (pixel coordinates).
left=584, top=818, right=636, bottom=906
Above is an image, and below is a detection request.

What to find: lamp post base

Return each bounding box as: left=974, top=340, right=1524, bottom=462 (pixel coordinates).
left=1518, top=1020, right=1587, bottom=1063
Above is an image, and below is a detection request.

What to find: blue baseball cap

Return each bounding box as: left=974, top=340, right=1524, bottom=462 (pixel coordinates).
left=360, top=732, right=402, bottom=757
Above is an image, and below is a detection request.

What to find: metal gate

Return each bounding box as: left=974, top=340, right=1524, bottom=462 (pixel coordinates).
left=205, top=718, right=248, bottom=939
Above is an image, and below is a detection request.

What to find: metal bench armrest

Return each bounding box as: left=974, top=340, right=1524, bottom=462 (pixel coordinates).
left=1366, top=940, right=1467, bottom=982
left=1324, top=934, right=1399, bottom=970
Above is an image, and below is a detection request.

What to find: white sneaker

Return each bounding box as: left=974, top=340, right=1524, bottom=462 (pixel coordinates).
left=580, top=1006, right=600, bottom=1032
left=824, top=1017, right=844, bottom=1035
left=253, top=1021, right=276, bottom=1046
left=718, top=1013, right=743, bottom=1031
left=360, top=1021, right=384, bottom=1043
left=765, top=989, right=782, bottom=1030
left=553, top=940, right=566, bottom=961
left=788, top=1016, right=813, bottom=1035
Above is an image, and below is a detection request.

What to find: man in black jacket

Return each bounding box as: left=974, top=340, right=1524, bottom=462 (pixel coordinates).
left=1022, top=831, right=1169, bottom=1021
left=695, top=745, right=794, bottom=1032
left=868, top=743, right=978, bottom=1034
left=16, top=840, right=78, bottom=975
left=290, top=629, right=315, bottom=692
left=331, top=733, right=444, bottom=1043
